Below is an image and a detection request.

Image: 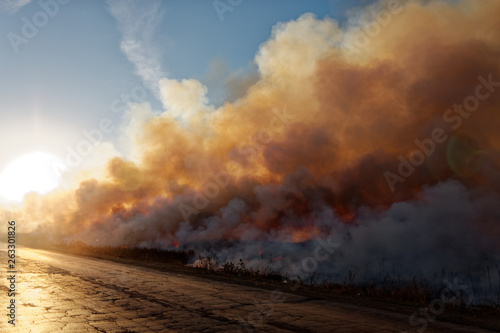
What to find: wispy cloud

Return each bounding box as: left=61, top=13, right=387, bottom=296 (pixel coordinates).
left=107, top=0, right=166, bottom=97
left=0, top=0, right=32, bottom=13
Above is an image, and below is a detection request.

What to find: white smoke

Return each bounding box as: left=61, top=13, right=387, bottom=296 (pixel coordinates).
left=107, top=0, right=166, bottom=97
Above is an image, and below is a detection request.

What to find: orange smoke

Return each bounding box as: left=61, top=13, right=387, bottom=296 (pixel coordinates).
left=3, top=0, right=500, bottom=248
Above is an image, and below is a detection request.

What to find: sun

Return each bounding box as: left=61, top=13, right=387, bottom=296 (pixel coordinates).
left=0, top=152, right=63, bottom=202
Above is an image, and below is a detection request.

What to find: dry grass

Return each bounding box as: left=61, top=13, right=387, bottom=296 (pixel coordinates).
left=10, top=233, right=499, bottom=312
left=14, top=234, right=193, bottom=265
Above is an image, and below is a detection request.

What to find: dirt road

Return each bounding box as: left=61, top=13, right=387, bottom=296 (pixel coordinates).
left=0, top=246, right=496, bottom=332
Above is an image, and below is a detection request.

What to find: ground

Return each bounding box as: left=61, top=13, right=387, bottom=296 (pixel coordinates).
left=0, top=245, right=498, bottom=332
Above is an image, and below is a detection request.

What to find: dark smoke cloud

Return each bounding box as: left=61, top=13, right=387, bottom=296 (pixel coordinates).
left=2, top=0, right=500, bottom=303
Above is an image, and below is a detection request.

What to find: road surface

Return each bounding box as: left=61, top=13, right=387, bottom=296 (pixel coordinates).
left=0, top=245, right=496, bottom=332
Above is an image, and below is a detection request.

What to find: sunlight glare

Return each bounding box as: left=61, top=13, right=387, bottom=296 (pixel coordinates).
left=0, top=152, right=63, bottom=202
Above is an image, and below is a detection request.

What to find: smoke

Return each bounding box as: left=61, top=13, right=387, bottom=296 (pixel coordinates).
left=4, top=0, right=500, bottom=302
left=107, top=0, right=166, bottom=96
left=0, top=0, right=31, bottom=13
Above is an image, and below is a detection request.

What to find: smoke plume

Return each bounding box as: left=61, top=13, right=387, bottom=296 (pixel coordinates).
left=3, top=0, right=500, bottom=302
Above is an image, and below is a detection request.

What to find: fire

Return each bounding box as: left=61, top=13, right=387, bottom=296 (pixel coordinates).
left=2, top=0, right=499, bottom=261
left=290, top=227, right=322, bottom=243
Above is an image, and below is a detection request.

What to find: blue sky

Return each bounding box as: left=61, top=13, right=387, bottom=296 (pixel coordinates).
left=0, top=0, right=373, bottom=171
